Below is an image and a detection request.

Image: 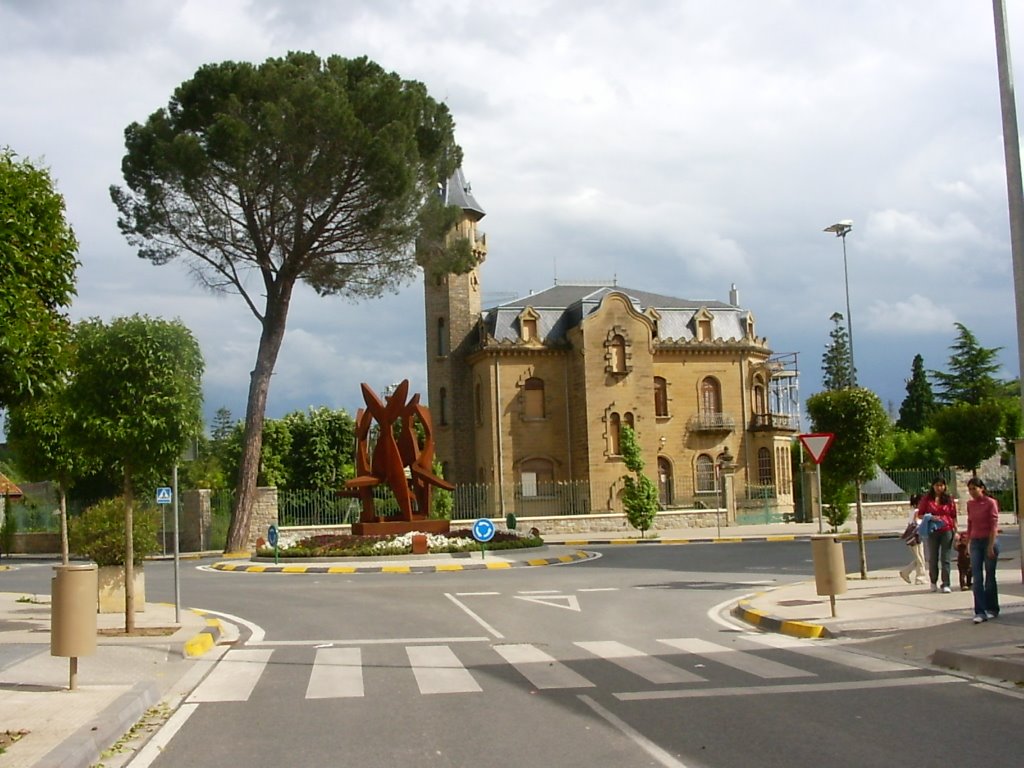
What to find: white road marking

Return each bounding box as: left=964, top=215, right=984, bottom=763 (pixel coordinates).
left=575, top=641, right=705, bottom=684
left=514, top=594, right=581, bottom=612
left=658, top=638, right=814, bottom=679
left=194, top=607, right=266, bottom=645
left=124, top=704, right=199, bottom=767
left=740, top=633, right=919, bottom=673
left=616, top=674, right=962, bottom=701
left=494, top=643, right=595, bottom=689
left=578, top=695, right=690, bottom=768
left=578, top=587, right=618, bottom=592
left=444, top=592, right=505, bottom=639
left=407, top=645, right=482, bottom=694
left=187, top=649, right=273, bottom=702
left=518, top=589, right=561, bottom=594
left=251, top=636, right=491, bottom=647
left=306, top=647, right=364, bottom=699
left=455, top=591, right=501, bottom=596
left=707, top=592, right=756, bottom=632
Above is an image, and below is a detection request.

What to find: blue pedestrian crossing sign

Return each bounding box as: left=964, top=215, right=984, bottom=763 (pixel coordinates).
left=156, top=487, right=173, bottom=505
left=472, top=518, right=495, bottom=543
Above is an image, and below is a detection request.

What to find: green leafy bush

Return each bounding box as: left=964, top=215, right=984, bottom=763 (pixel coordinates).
left=69, top=497, right=160, bottom=566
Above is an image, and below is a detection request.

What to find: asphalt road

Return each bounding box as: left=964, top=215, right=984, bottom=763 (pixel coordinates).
left=5, top=540, right=1022, bottom=767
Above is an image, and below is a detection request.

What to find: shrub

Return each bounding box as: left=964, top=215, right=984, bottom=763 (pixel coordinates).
left=69, top=497, right=160, bottom=566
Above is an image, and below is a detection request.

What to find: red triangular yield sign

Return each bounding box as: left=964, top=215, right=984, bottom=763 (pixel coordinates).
left=798, top=433, right=835, bottom=464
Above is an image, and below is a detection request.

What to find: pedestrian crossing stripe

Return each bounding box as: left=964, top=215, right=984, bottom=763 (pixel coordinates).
left=185, top=637, right=933, bottom=704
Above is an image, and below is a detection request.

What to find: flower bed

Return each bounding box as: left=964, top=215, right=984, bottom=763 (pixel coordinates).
left=256, top=528, right=543, bottom=558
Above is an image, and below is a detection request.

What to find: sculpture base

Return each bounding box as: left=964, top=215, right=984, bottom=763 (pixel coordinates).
left=352, top=519, right=451, bottom=536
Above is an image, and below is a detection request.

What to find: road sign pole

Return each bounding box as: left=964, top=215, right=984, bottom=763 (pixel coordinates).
left=816, top=463, right=824, bottom=534
left=172, top=464, right=181, bottom=624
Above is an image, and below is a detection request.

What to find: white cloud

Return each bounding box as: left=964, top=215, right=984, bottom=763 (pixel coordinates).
left=2, top=0, right=1023, bottom=425
left=862, top=295, right=958, bottom=334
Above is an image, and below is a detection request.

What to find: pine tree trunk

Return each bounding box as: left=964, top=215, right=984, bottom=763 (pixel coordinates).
left=225, top=282, right=294, bottom=553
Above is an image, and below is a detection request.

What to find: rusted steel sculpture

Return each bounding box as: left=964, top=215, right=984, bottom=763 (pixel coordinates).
left=345, top=380, right=453, bottom=535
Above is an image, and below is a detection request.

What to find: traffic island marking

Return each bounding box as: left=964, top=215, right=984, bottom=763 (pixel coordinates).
left=184, top=617, right=223, bottom=657
left=208, top=549, right=595, bottom=574
left=731, top=598, right=831, bottom=639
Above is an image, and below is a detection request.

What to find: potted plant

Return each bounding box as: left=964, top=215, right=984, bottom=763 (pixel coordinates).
left=69, top=497, right=160, bottom=614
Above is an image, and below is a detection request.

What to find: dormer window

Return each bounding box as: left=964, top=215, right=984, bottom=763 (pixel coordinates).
left=518, top=307, right=541, bottom=344
left=693, top=307, right=714, bottom=342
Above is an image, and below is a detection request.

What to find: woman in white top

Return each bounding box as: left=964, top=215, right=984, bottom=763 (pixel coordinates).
left=899, top=493, right=927, bottom=585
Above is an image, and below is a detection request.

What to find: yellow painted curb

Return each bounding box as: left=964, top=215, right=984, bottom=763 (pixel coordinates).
left=484, top=562, right=512, bottom=569
left=327, top=566, right=357, bottom=574
left=381, top=566, right=411, bottom=573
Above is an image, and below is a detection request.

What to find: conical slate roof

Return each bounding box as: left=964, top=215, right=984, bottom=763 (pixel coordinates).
left=443, top=167, right=485, bottom=220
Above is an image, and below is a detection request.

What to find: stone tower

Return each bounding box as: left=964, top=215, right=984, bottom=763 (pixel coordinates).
left=423, top=168, right=487, bottom=484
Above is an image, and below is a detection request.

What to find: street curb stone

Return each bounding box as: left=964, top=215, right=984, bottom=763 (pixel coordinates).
left=209, top=549, right=595, bottom=574
left=731, top=597, right=832, bottom=639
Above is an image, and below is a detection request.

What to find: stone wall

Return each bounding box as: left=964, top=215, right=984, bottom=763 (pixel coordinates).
left=180, top=489, right=211, bottom=552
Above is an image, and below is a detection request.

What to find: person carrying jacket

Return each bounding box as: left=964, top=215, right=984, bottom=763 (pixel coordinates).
left=916, top=476, right=957, bottom=593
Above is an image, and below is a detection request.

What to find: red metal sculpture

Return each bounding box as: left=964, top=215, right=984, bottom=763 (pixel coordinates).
left=345, top=380, right=453, bottom=535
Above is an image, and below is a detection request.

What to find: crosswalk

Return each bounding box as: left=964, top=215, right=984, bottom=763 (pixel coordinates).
left=186, top=636, right=925, bottom=704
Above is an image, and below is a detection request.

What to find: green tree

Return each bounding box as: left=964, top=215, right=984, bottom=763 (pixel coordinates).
left=111, top=53, right=467, bottom=553
left=931, top=323, right=1003, bottom=406
left=821, top=312, right=854, bottom=391
left=883, top=427, right=945, bottom=469
left=67, top=315, right=204, bottom=631
left=931, top=402, right=1003, bottom=475
left=897, top=354, right=936, bottom=431
left=211, top=407, right=235, bottom=447
left=619, top=425, right=658, bottom=537
left=806, top=388, right=890, bottom=577
left=6, top=373, right=96, bottom=563
left=0, top=149, right=79, bottom=407
left=283, top=407, right=355, bottom=489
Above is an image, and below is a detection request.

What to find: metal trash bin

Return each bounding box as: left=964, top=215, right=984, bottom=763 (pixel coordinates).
left=810, top=535, right=847, bottom=597
left=51, top=563, right=97, bottom=658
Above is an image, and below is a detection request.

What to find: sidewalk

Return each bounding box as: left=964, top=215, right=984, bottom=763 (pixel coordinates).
left=0, top=592, right=219, bottom=768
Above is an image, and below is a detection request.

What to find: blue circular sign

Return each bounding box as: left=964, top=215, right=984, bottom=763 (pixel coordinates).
left=267, top=524, right=279, bottom=547
left=472, top=518, right=495, bottom=543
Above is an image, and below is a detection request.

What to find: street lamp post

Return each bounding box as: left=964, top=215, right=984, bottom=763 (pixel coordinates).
left=824, top=220, right=856, bottom=387
left=717, top=447, right=734, bottom=538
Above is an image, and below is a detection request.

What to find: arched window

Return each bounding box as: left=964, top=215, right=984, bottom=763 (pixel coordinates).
left=520, top=457, right=554, bottom=497
left=610, top=334, right=626, bottom=373
left=657, top=456, right=674, bottom=506
left=624, top=412, right=635, bottom=430
left=753, top=382, right=766, bottom=415
left=654, top=377, right=668, bottom=417
left=701, top=377, right=722, bottom=415
left=439, top=387, right=448, bottom=426
left=695, top=454, right=715, bottom=493
left=437, top=317, right=447, bottom=356
left=524, top=377, right=545, bottom=419
left=758, top=447, right=773, bottom=486
left=609, top=412, right=621, bottom=455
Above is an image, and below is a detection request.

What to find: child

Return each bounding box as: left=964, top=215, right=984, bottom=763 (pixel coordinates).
left=955, top=532, right=972, bottom=591
left=899, top=493, right=926, bottom=585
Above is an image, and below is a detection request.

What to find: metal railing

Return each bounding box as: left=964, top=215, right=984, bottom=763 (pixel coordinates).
left=686, top=412, right=736, bottom=432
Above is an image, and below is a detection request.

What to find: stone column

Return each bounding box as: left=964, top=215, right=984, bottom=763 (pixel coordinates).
left=722, top=465, right=738, bottom=525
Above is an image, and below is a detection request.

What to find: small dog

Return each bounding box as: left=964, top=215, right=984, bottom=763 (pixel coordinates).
left=955, top=534, right=972, bottom=591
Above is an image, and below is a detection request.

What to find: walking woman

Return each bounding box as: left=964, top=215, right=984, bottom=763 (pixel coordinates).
left=917, top=477, right=957, bottom=593
left=966, top=478, right=1000, bottom=623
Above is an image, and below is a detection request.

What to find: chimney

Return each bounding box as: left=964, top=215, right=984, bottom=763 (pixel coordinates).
left=729, top=283, right=739, bottom=306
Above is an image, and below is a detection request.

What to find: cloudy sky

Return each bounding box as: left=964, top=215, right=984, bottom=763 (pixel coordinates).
left=3, top=0, right=1023, bottom=431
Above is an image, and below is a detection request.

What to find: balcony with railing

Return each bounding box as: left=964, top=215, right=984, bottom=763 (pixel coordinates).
left=686, top=412, right=736, bottom=433
left=749, top=413, right=798, bottom=432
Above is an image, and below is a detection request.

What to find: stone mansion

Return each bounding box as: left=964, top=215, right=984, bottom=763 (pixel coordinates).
left=423, top=170, right=800, bottom=521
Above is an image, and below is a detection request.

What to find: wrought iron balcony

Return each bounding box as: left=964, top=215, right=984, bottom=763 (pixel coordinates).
left=749, top=413, right=798, bottom=432
left=687, top=412, right=736, bottom=433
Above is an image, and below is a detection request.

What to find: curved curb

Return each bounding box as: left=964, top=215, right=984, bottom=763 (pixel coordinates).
left=562, top=533, right=898, bottom=546
left=183, top=615, right=223, bottom=657
left=207, top=549, right=596, bottom=574
left=731, top=597, right=832, bottom=639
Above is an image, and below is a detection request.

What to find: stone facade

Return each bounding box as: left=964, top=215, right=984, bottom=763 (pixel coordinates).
left=425, top=172, right=800, bottom=520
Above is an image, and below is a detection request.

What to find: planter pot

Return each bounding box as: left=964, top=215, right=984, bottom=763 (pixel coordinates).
left=96, top=564, right=146, bottom=614
left=411, top=534, right=428, bottom=555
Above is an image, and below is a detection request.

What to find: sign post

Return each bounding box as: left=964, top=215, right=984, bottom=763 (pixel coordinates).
left=472, top=518, right=495, bottom=559
left=268, top=524, right=279, bottom=565
left=798, top=434, right=835, bottom=533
